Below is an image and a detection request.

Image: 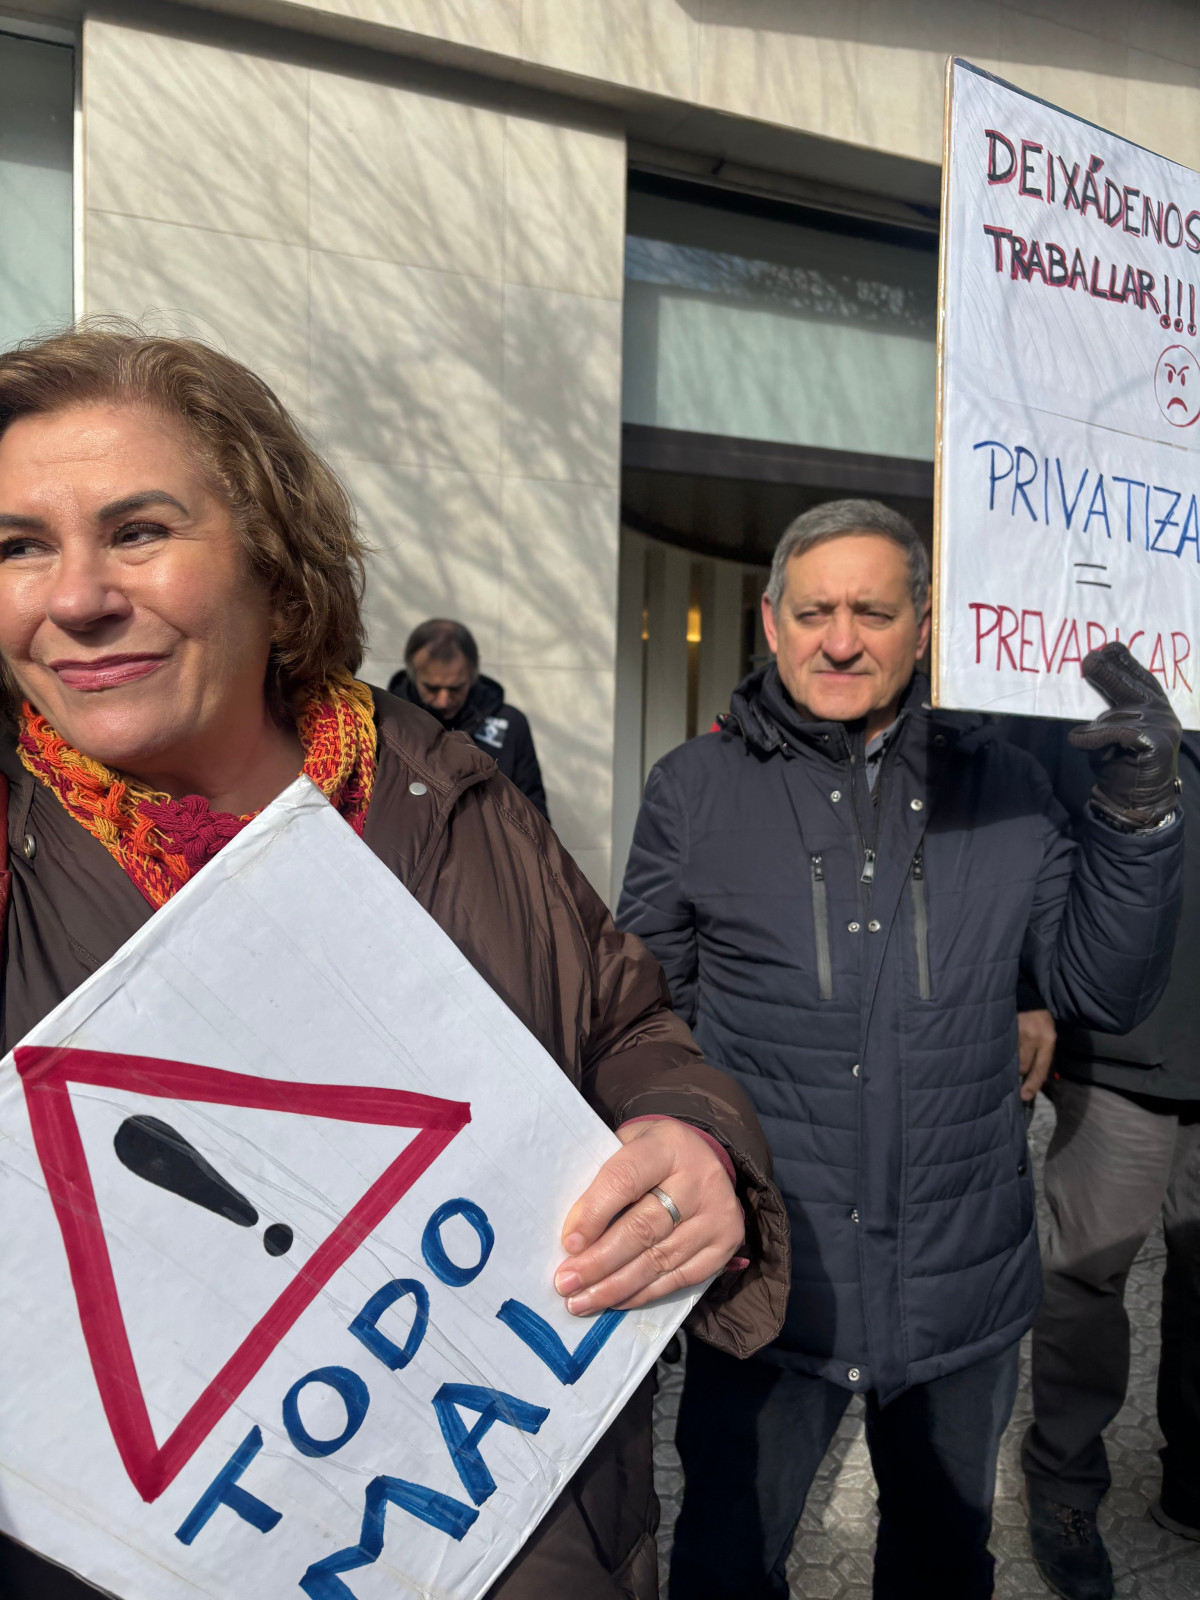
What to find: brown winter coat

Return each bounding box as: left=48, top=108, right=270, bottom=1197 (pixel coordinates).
left=0, top=689, right=789, bottom=1600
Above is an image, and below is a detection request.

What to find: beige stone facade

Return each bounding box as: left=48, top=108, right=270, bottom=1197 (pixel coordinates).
left=8, top=0, right=1200, bottom=898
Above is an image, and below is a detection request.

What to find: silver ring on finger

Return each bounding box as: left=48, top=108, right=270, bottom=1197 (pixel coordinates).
left=649, top=1185, right=682, bottom=1229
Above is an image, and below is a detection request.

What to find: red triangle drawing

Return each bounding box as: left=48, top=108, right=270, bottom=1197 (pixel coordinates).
left=16, top=1044, right=471, bottom=1504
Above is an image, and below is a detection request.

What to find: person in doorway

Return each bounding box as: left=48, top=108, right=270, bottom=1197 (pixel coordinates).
left=1002, top=716, right=1200, bottom=1600
left=388, top=619, right=548, bottom=818
left=618, top=498, right=1184, bottom=1599
left=0, top=324, right=788, bottom=1599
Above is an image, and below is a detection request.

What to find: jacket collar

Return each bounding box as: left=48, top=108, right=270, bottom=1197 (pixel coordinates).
left=390, top=671, right=505, bottom=737
left=728, top=664, right=952, bottom=760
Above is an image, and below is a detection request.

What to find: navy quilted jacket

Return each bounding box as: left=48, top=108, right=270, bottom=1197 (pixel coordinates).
left=618, top=667, right=1183, bottom=1402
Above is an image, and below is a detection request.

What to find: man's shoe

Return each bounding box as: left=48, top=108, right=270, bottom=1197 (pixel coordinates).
left=1150, top=1499, right=1200, bottom=1541
left=1027, top=1488, right=1114, bottom=1600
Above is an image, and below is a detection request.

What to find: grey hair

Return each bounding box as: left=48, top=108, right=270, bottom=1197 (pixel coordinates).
left=765, top=499, right=931, bottom=615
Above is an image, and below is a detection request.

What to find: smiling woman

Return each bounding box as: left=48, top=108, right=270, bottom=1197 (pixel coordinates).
left=0, top=325, right=787, bottom=1600
left=1, top=408, right=308, bottom=813
left=0, top=327, right=377, bottom=906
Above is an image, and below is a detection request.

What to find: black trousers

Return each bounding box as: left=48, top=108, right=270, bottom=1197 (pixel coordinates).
left=1022, top=1079, right=1200, bottom=1525
left=669, top=1335, right=1020, bottom=1600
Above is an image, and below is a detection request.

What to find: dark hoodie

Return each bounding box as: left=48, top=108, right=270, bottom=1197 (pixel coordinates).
left=387, top=670, right=548, bottom=819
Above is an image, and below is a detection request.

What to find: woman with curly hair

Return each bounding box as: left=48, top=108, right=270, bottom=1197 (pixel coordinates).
left=0, top=325, right=788, bottom=1599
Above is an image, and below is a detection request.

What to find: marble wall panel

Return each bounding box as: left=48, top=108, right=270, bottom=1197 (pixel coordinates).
left=310, top=250, right=505, bottom=472
left=85, top=209, right=311, bottom=417
left=85, top=19, right=308, bottom=245
left=501, top=284, right=622, bottom=486
left=309, top=71, right=506, bottom=279
left=498, top=662, right=616, bottom=852
left=503, top=112, right=626, bottom=301
left=497, top=476, right=619, bottom=672
left=340, top=456, right=504, bottom=680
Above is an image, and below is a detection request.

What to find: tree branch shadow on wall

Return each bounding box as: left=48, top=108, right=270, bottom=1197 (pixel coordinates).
left=676, top=0, right=1200, bottom=89
left=79, top=0, right=626, bottom=861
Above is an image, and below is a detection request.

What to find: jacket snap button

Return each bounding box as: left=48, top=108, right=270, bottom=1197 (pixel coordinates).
left=408, top=781, right=428, bottom=797
left=868, top=919, right=881, bottom=932
left=910, top=798, right=924, bottom=811
left=21, top=834, right=35, bottom=862
left=848, top=1367, right=861, bottom=1382
left=1018, top=1162, right=1028, bottom=1176
left=847, top=920, right=860, bottom=933
left=852, top=1063, right=860, bottom=1077
left=830, top=789, right=842, bottom=802
left=850, top=1209, right=859, bottom=1223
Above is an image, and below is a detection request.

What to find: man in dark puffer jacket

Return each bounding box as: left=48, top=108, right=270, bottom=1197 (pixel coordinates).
left=618, top=500, right=1184, bottom=1600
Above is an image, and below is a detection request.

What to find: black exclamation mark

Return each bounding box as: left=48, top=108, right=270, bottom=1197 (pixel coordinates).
left=114, top=1115, right=293, bottom=1256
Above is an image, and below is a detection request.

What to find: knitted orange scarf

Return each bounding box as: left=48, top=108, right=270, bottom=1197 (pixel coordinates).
left=17, top=672, right=377, bottom=909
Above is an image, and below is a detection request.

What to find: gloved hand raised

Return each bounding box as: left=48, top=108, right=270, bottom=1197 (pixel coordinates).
left=1068, top=642, right=1181, bottom=830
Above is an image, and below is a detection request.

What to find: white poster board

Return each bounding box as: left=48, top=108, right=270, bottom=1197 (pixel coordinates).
left=0, top=779, right=702, bottom=1599
left=935, top=57, right=1200, bottom=727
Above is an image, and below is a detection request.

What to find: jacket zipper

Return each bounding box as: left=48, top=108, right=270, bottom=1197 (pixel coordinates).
left=810, top=853, right=834, bottom=1001
left=848, top=730, right=900, bottom=904
left=846, top=746, right=872, bottom=910
left=911, top=851, right=932, bottom=1000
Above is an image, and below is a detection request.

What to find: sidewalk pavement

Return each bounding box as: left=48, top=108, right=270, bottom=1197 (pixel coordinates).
left=653, top=1097, right=1199, bottom=1597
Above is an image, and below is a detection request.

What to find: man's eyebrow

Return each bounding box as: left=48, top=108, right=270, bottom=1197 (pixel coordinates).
left=96, top=490, right=189, bottom=520
left=0, top=513, right=45, bottom=532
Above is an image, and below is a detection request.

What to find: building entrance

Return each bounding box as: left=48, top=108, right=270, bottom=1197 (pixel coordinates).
left=612, top=173, right=938, bottom=899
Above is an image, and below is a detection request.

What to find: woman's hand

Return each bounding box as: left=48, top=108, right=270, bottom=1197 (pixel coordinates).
left=553, top=1118, right=744, bottom=1316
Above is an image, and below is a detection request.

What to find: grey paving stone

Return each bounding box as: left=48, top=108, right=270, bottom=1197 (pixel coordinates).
left=1127, top=1550, right=1200, bottom=1598
left=654, top=1098, right=1200, bottom=1596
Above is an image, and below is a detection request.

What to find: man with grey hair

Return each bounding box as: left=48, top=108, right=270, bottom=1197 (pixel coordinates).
left=619, top=499, right=1183, bottom=1598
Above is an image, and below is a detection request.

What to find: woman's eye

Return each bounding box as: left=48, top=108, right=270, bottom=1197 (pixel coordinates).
left=114, top=520, right=169, bottom=547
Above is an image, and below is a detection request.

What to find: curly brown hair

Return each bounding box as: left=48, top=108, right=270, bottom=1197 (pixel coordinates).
left=0, top=320, right=367, bottom=715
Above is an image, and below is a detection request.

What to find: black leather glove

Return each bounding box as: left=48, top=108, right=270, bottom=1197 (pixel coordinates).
left=1067, top=642, right=1181, bottom=830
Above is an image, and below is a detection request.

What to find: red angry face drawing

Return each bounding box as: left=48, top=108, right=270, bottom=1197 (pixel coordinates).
left=1155, top=344, right=1200, bottom=427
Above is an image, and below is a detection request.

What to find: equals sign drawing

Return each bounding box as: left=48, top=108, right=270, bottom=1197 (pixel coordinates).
left=1074, top=563, right=1111, bottom=589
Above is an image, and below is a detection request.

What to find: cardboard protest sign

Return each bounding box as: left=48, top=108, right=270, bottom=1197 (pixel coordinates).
left=0, top=778, right=703, bottom=1599
left=935, top=58, right=1200, bottom=726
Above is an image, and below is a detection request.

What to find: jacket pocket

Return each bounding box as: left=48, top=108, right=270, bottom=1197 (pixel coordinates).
left=911, top=852, right=932, bottom=1000
left=810, top=853, right=833, bottom=1001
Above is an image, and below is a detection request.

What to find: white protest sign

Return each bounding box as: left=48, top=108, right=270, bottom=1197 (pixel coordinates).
left=935, top=57, right=1200, bottom=726
left=0, top=778, right=702, bottom=1599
